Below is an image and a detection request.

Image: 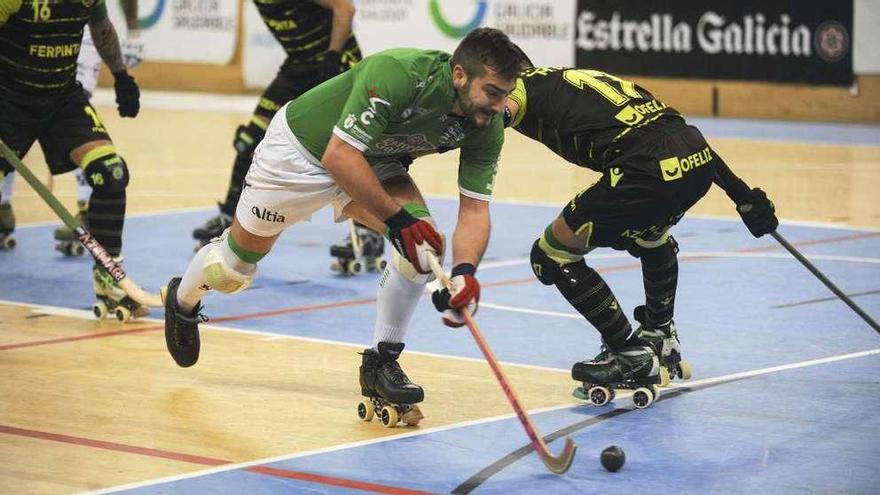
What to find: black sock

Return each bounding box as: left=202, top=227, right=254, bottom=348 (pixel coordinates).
left=87, top=191, right=126, bottom=257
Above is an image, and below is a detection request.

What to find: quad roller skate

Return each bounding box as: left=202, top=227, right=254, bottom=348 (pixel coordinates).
left=192, top=206, right=232, bottom=250
left=357, top=342, right=424, bottom=428
left=331, top=220, right=387, bottom=275
left=54, top=200, right=88, bottom=256
left=0, top=202, right=15, bottom=250
left=572, top=345, right=669, bottom=409
left=633, top=305, right=692, bottom=382
left=92, top=260, right=149, bottom=322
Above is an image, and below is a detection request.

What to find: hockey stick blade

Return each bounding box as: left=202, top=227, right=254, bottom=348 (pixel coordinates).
left=427, top=254, right=577, bottom=474
left=0, top=139, right=162, bottom=308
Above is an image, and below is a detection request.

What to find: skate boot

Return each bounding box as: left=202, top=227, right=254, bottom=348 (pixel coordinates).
left=54, top=200, right=87, bottom=256
left=0, top=202, right=15, bottom=250
left=331, top=222, right=387, bottom=275
left=92, top=259, right=149, bottom=322
left=357, top=342, right=424, bottom=428
left=633, top=305, right=692, bottom=382
left=192, top=205, right=232, bottom=250
left=572, top=345, right=668, bottom=409
left=161, top=277, right=205, bottom=368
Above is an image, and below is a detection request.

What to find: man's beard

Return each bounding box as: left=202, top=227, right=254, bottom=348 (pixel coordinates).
left=455, top=83, right=489, bottom=128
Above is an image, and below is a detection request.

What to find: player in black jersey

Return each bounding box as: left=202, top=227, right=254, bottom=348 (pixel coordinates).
left=192, top=0, right=364, bottom=247
left=501, top=62, right=778, bottom=406
left=0, top=0, right=144, bottom=319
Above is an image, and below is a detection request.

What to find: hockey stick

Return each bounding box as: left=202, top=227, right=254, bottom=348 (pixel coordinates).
left=771, top=231, right=879, bottom=334
left=0, top=139, right=162, bottom=308
left=427, top=254, right=577, bottom=474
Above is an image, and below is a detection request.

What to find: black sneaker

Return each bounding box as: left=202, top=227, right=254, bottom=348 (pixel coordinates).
left=192, top=206, right=232, bottom=243
left=164, top=277, right=205, bottom=367
left=360, top=342, right=424, bottom=404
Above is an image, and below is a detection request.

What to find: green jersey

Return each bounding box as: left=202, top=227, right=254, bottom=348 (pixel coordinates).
left=286, top=48, right=504, bottom=201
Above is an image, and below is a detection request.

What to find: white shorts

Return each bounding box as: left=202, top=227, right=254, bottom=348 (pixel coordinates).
left=76, top=29, right=101, bottom=97
left=236, top=103, right=409, bottom=238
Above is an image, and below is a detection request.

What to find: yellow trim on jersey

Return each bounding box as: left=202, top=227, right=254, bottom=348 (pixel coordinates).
left=507, top=77, right=527, bottom=128
left=0, top=0, right=22, bottom=24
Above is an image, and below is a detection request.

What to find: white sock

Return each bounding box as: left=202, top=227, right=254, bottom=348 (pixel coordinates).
left=0, top=172, right=14, bottom=204
left=176, top=235, right=257, bottom=312
left=74, top=169, right=92, bottom=203
left=371, top=261, right=426, bottom=348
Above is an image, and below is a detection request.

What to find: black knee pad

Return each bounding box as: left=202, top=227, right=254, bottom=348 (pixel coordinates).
left=631, top=235, right=679, bottom=262
left=233, top=122, right=265, bottom=156
left=530, top=239, right=563, bottom=285
left=83, top=153, right=129, bottom=194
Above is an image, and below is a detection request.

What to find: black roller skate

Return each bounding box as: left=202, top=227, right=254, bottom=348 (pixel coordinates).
left=331, top=221, right=387, bottom=275
left=572, top=346, right=668, bottom=409
left=161, top=277, right=205, bottom=368
left=92, top=259, right=149, bottom=322
left=54, top=200, right=87, bottom=256
left=357, top=342, right=424, bottom=428
left=192, top=205, right=232, bottom=250
left=633, top=305, right=692, bottom=382
left=0, top=202, right=15, bottom=250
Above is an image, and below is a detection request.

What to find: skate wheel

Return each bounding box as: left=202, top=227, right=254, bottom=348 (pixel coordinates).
left=678, top=361, right=693, bottom=380
left=632, top=387, right=655, bottom=409
left=70, top=243, right=84, bottom=256
left=375, top=259, right=387, bottom=271
left=92, top=301, right=108, bottom=320
left=380, top=405, right=398, bottom=428
left=0, top=236, right=15, bottom=250
left=115, top=306, right=131, bottom=322
left=347, top=260, right=363, bottom=275
left=659, top=367, right=671, bottom=387
left=357, top=401, right=375, bottom=422
left=588, top=385, right=611, bottom=406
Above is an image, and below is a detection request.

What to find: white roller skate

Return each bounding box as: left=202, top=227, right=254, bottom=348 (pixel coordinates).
left=92, top=258, right=149, bottom=322
left=357, top=342, right=423, bottom=428
left=572, top=345, right=669, bottom=409
left=0, top=202, right=15, bottom=250
left=331, top=220, right=387, bottom=275
left=633, top=305, right=692, bottom=382
left=54, top=200, right=88, bottom=256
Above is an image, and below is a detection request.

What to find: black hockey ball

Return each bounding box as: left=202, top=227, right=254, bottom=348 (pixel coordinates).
left=600, top=445, right=625, bottom=472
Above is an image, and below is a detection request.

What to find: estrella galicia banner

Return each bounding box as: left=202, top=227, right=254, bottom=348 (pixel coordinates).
left=575, top=0, right=853, bottom=85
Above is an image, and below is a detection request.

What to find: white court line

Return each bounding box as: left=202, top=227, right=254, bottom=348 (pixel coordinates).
left=85, top=346, right=880, bottom=494
left=480, top=303, right=581, bottom=320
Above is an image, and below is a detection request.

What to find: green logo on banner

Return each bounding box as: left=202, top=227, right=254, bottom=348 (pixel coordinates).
left=429, top=0, right=488, bottom=39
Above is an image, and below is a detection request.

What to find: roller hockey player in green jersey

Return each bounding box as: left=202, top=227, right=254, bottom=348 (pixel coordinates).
left=0, top=0, right=145, bottom=321
left=164, top=28, right=523, bottom=427
left=504, top=55, right=778, bottom=408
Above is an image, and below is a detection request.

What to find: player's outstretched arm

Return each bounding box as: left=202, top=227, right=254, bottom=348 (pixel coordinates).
left=120, top=0, right=144, bottom=69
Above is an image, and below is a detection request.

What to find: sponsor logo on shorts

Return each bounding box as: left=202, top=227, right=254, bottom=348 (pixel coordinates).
left=659, top=146, right=713, bottom=181
left=251, top=206, right=285, bottom=223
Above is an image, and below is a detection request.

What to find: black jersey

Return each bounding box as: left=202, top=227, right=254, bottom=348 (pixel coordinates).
left=254, top=0, right=360, bottom=65
left=0, top=0, right=107, bottom=95
left=509, top=67, right=682, bottom=172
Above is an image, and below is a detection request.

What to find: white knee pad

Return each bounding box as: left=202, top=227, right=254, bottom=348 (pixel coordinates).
left=202, top=235, right=258, bottom=294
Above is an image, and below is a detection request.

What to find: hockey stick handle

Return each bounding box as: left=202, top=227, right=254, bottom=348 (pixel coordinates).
left=0, top=139, right=162, bottom=308
left=427, top=254, right=576, bottom=474
left=771, top=231, right=879, bottom=334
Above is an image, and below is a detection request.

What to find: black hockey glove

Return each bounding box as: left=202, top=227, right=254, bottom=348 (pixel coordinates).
left=113, top=70, right=140, bottom=118
left=318, top=51, right=344, bottom=82
left=736, top=188, right=778, bottom=237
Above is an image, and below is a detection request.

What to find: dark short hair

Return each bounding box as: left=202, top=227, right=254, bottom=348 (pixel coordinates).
left=451, top=27, right=522, bottom=81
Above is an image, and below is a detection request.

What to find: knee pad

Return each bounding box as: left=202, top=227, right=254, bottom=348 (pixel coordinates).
left=630, top=233, right=679, bottom=262
left=530, top=233, right=585, bottom=285
left=82, top=146, right=129, bottom=194
left=233, top=120, right=266, bottom=156
left=202, top=232, right=258, bottom=294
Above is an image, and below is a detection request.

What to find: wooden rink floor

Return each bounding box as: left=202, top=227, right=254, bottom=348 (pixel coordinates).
left=1, top=91, right=879, bottom=493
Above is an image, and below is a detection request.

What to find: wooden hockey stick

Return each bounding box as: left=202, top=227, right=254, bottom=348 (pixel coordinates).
left=0, top=139, right=162, bottom=308
left=427, top=254, right=577, bottom=474
left=771, top=231, right=879, bottom=334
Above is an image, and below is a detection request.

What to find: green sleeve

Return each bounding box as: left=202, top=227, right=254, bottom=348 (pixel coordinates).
left=332, top=54, right=413, bottom=152
left=90, top=0, right=108, bottom=22
left=457, top=116, right=504, bottom=201
left=0, top=0, right=22, bottom=24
